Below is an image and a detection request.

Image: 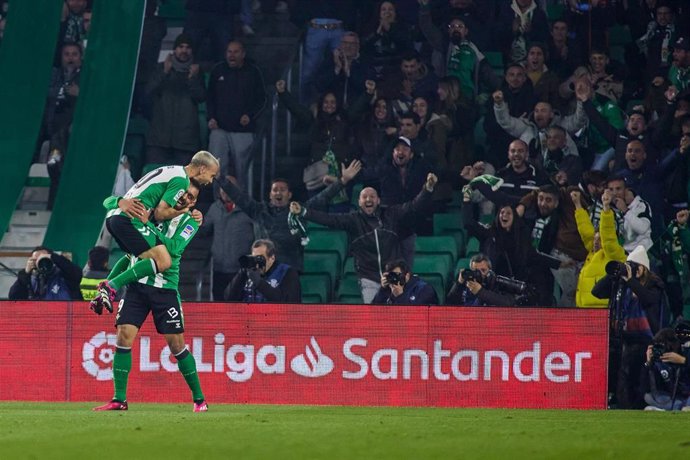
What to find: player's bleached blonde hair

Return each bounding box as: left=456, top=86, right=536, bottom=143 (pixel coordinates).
left=190, top=150, right=220, bottom=169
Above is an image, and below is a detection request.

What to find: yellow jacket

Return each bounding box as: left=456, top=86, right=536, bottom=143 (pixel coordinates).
left=575, top=208, right=627, bottom=308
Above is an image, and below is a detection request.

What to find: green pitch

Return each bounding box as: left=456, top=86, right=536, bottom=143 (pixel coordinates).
left=1, top=403, right=688, bottom=459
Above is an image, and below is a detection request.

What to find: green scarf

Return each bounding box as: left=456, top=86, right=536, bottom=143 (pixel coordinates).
left=287, top=205, right=309, bottom=247
left=531, top=216, right=551, bottom=250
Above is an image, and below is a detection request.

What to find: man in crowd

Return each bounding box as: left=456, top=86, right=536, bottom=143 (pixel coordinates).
left=290, top=173, right=438, bottom=303
left=93, top=182, right=208, bottom=412
left=145, top=33, right=206, bottom=166
left=207, top=40, right=267, bottom=189
left=80, top=246, right=110, bottom=301
left=8, top=246, right=83, bottom=301
left=446, top=253, right=515, bottom=306
left=372, top=259, right=438, bottom=305
left=605, top=175, right=653, bottom=252
left=224, top=239, right=301, bottom=302
left=218, top=161, right=361, bottom=272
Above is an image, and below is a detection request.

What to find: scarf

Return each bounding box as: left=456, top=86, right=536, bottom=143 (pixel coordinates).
left=171, top=54, right=192, bottom=73
left=462, top=174, right=504, bottom=199
left=665, top=220, right=690, bottom=302
left=531, top=216, right=551, bottom=249
left=287, top=205, right=309, bottom=247
left=322, top=145, right=348, bottom=205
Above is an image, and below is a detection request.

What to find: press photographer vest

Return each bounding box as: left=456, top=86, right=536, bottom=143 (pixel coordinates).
left=243, top=263, right=290, bottom=302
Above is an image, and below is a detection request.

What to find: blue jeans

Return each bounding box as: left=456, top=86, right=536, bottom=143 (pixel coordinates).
left=300, top=21, right=344, bottom=104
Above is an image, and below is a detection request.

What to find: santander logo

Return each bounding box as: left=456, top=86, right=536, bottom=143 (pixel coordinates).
left=290, top=337, right=334, bottom=377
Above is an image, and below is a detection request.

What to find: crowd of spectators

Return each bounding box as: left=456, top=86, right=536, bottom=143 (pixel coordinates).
left=16, top=0, right=690, bottom=408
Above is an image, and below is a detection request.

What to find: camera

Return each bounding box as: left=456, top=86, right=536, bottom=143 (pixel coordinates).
left=651, top=342, right=669, bottom=363
left=385, top=271, right=405, bottom=286
left=605, top=261, right=639, bottom=278
left=36, top=256, right=55, bottom=275
left=239, top=255, right=266, bottom=270
left=493, top=275, right=528, bottom=295
left=460, top=269, right=483, bottom=283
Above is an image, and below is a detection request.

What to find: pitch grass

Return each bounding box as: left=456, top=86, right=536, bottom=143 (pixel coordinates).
left=1, top=403, right=689, bottom=460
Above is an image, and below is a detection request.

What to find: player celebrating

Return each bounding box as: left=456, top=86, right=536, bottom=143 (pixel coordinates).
left=94, top=183, right=208, bottom=412
left=91, top=150, right=219, bottom=314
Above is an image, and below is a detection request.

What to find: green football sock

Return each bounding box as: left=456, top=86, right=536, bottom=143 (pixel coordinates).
left=107, top=255, right=131, bottom=280
left=108, top=259, right=157, bottom=291
left=176, top=349, right=205, bottom=402
left=113, top=347, right=132, bottom=402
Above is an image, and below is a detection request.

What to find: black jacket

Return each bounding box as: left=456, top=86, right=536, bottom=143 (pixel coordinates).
left=207, top=60, right=266, bottom=132
left=372, top=276, right=438, bottom=305
left=304, top=188, right=433, bottom=282
left=219, top=178, right=345, bottom=272
left=446, top=281, right=514, bottom=307
left=224, top=261, right=301, bottom=303
left=9, top=252, right=83, bottom=300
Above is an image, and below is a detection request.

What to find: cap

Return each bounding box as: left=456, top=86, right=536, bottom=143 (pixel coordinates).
left=626, top=245, right=650, bottom=270
left=396, top=136, right=412, bottom=148
left=674, top=36, right=690, bottom=51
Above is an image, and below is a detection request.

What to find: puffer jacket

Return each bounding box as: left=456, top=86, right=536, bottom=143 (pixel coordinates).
left=575, top=208, right=627, bottom=308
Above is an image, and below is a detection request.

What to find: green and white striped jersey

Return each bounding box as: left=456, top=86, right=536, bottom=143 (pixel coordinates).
left=134, top=213, right=199, bottom=290
left=106, top=165, right=189, bottom=218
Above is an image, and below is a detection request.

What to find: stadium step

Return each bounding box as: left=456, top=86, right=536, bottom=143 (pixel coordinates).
left=20, top=164, right=50, bottom=211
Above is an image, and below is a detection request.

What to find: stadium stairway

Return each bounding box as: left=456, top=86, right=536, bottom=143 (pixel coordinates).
left=41, top=1, right=146, bottom=270
left=0, top=1, right=64, bottom=297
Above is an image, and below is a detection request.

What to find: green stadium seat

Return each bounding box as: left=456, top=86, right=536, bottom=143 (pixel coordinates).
left=608, top=24, right=632, bottom=46
left=433, top=212, right=466, bottom=254
left=336, top=276, right=362, bottom=304
left=465, top=236, right=480, bottom=257
left=350, top=183, right=364, bottom=207
left=142, top=163, right=165, bottom=176
left=415, top=235, right=459, bottom=266
left=300, top=274, right=330, bottom=303
left=456, top=257, right=471, bottom=274
left=484, top=51, right=504, bottom=77
left=306, top=220, right=328, bottom=230
left=303, top=253, right=340, bottom=295
left=158, top=0, right=186, bottom=26
left=546, top=3, right=564, bottom=21
left=446, top=191, right=464, bottom=214
left=343, top=257, right=356, bottom=278
left=305, top=229, right=348, bottom=268
left=413, top=254, right=451, bottom=287
left=418, top=275, right=446, bottom=304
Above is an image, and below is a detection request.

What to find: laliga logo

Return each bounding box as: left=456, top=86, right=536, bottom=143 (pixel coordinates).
left=290, top=337, right=334, bottom=377
left=82, top=331, right=117, bottom=381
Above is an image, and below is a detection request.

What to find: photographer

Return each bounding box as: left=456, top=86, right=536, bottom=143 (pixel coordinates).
left=372, top=259, right=438, bottom=305
left=224, top=239, right=301, bottom=303
left=643, top=326, right=690, bottom=411
left=592, top=245, right=666, bottom=409
left=8, top=246, right=83, bottom=300
left=446, top=254, right=518, bottom=307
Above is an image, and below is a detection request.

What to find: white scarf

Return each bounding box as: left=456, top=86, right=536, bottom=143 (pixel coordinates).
left=511, top=0, right=537, bottom=33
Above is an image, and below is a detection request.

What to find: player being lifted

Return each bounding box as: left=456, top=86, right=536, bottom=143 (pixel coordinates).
left=90, top=150, right=219, bottom=314
left=94, top=182, right=208, bottom=412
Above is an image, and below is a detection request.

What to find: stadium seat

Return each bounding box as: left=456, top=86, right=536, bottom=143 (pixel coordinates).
left=608, top=24, right=632, bottom=46
left=343, top=257, right=356, bottom=278
left=484, top=52, right=504, bottom=79
left=433, top=213, right=466, bottom=254
left=350, top=183, right=364, bottom=207
left=418, top=274, right=446, bottom=304
left=413, top=254, right=451, bottom=288
left=302, top=253, right=340, bottom=295
left=306, top=220, right=328, bottom=230
left=546, top=3, right=564, bottom=21
left=446, top=191, right=464, bottom=214
left=415, top=235, right=459, bottom=267
left=305, top=229, right=348, bottom=269
left=157, top=0, right=186, bottom=26
left=465, top=236, right=480, bottom=257
left=300, top=274, right=330, bottom=303
left=335, top=276, right=362, bottom=304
